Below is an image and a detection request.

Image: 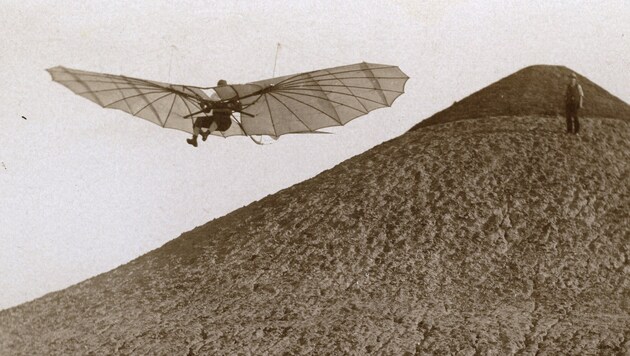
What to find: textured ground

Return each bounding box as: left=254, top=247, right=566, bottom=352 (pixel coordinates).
left=1, top=114, right=629, bottom=355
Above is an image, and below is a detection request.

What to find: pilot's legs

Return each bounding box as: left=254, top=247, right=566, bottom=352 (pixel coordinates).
left=188, top=117, right=219, bottom=147
left=187, top=117, right=207, bottom=147
left=187, top=125, right=201, bottom=147
left=201, top=120, right=219, bottom=141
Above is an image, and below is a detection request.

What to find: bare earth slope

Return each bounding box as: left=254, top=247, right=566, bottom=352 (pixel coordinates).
left=1, top=67, right=629, bottom=355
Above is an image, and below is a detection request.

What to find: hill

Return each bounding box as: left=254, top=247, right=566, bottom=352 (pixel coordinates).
left=410, top=65, right=630, bottom=129
left=1, top=66, right=629, bottom=355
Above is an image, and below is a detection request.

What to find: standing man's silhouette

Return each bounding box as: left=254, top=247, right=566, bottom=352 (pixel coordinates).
left=565, top=73, right=584, bottom=134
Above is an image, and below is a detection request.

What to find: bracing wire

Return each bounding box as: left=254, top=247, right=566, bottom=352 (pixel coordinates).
left=252, top=43, right=283, bottom=144
left=272, top=43, right=281, bottom=77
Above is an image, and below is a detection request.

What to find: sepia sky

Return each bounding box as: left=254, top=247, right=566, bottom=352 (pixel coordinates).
left=0, top=0, right=628, bottom=310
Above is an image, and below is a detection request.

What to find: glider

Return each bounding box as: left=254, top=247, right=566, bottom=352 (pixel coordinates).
left=46, top=62, right=408, bottom=143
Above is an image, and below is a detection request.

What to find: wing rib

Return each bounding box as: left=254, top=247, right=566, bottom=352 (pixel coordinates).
left=278, top=87, right=392, bottom=107
left=275, top=64, right=399, bottom=87
left=305, top=71, right=341, bottom=124
left=162, top=94, right=179, bottom=128
left=132, top=92, right=173, bottom=124
left=360, top=62, right=388, bottom=106
left=268, top=92, right=313, bottom=132
left=101, top=90, right=167, bottom=109
left=62, top=67, right=105, bottom=106
left=327, top=69, right=369, bottom=114
left=274, top=91, right=372, bottom=114
left=273, top=92, right=346, bottom=124
left=121, top=75, right=164, bottom=124
left=281, top=83, right=404, bottom=94
left=113, top=81, right=134, bottom=113
left=263, top=94, right=279, bottom=137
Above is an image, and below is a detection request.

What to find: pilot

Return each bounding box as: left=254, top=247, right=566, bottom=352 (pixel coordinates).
left=187, top=80, right=240, bottom=147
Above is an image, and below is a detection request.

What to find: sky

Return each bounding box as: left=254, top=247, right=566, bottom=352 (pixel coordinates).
left=0, top=0, right=628, bottom=310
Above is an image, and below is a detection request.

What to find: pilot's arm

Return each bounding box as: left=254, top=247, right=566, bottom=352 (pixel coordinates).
left=200, top=101, right=212, bottom=113
left=231, top=100, right=242, bottom=112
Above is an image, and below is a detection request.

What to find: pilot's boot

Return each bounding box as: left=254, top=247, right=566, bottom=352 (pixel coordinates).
left=201, top=130, right=210, bottom=141
left=186, top=135, right=198, bottom=147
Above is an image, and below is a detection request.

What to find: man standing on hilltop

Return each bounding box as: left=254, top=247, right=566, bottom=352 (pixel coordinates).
left=565, top=73, right=584, bottom=134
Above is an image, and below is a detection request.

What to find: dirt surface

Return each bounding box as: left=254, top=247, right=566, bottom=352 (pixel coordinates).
left=1, top=66, right=629, bottom=355
left=1, top=115, right=628, bottom=355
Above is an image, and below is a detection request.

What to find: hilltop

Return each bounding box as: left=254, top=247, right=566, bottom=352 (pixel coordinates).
left=1, top=66, right=629, bottom=355
left=411, top=65, right=630, bottom=129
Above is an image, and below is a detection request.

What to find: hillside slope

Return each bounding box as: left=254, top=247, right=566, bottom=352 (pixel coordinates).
left=1, top=66, right=629, bottom=355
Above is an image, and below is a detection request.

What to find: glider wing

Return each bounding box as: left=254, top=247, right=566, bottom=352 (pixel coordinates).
left=46, top=66, right=211, bottom=134
left=212, top=62, right=409, bottom=138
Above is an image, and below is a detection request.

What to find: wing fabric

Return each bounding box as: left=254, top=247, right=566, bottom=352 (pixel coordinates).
left=46, top=66, right=212, bottom=134
left=213, top=62, right=408, bottom=137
